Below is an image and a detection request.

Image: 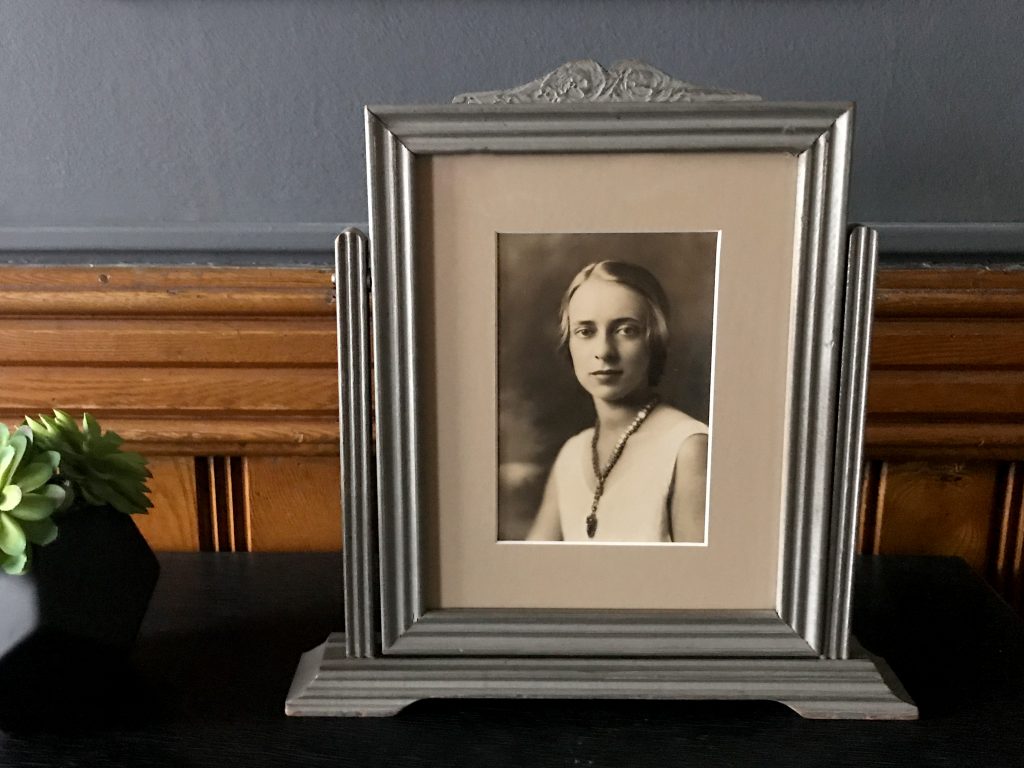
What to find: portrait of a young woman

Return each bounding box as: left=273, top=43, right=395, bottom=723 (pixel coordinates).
left=497, top=232, right=717, bottom=545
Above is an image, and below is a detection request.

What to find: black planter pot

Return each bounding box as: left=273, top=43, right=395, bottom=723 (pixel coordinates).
left=0, top=505, right=159, bottom=730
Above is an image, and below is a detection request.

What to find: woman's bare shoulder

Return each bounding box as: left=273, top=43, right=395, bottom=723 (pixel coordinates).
left=555, top=426, right=594, bottom=460
left=647, top=404, right=708, bottom=436
left=658, top=407, right=708, bottom=475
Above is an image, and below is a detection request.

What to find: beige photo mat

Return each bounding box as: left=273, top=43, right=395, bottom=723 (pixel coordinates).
left=418, top=151, right=800, bottom=611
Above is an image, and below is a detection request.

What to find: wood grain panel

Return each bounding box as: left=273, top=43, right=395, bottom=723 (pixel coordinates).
left=0, top=266, right=334, bottom=316
left=868, top=370, right=1024, bottom=416
left=866, top=461, right=1002, bottom=574
left=245, top=456, right=342, bottom=552
left=0, top=366, right=336, bottom=413
left=134, top=456, right=201, bottom=551
left=857, top=461, right=884, bottom=554
left=874, top=292, right=1024, bottom=318
left=0, top=414, right=339, bottom=456
left=871, top=320, right=1024, bottom=368
left=0, top=266, right=332, bottom=290
left=867, top=268, right=1024, bottom=459
left=0, top=318, right=335, bottom=365
left=0, top=265, right=341, bottom=554
left=875, top=268, right=1024, bottom=318
left=992, top=463, right=1024, bottom=613
left=865, top=424, right=1024, bottom=460
left=0, top=265, right=339, bottom=457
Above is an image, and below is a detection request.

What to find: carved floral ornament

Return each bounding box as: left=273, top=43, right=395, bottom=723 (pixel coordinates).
left=453, top=59, right=760, bottom=105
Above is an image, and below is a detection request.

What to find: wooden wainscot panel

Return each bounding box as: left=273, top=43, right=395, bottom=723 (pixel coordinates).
left=0, top=317, right=335, bottom=366
left=135, top=456, right=201, bottom=551
left=872, top=268, right=1024, bottom=318
left=0, top=266, right=334, bottom=316
left=859, top=461, right=1003, bottom=574
left=245, top=456, right=343, bottom=552
left=867, top=268, right=1024, bottom=460
left=0, top=265, right=341, bottom=553
left=0, top=266, right=339, bottom=456
left=864, top=268, right=1024, bottom=613
left=992, top=463, right=1024, bottom=613
left=870, top=319, right=1024, bottom=368
left=0, top=366, right=337, bottom=415
left=5, top=262, right=1023, bottom=595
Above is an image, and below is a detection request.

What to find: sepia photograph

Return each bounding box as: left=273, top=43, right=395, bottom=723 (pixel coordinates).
left=498, top=232, right=718, bottom=544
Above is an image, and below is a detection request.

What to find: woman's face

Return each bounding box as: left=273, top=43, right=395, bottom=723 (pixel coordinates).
left=566, top=278, right=651, bottom=404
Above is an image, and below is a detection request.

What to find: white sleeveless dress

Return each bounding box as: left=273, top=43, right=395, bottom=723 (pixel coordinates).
left=552, top=406, right=708, bottom=542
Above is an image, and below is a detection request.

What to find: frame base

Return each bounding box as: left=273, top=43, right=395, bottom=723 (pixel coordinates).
left=286, top=633, right=917, bottom=720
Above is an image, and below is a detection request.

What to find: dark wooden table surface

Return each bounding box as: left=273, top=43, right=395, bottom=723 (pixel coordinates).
left=1, top=554, right=1022, bottom=767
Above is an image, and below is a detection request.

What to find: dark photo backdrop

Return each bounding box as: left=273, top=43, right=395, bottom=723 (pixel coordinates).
left=497, top=231, right=718, bottom=540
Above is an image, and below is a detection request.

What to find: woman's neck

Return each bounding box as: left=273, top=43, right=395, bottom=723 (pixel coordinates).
left=593, top=389, right=658, bottom=435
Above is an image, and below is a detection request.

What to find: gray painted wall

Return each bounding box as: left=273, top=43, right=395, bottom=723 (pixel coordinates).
left=2, top=1, right=1022, bottom=239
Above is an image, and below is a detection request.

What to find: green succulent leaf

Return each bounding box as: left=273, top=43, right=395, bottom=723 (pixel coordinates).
left=20, top=517, right=58, bottom=546
left=83, top=481, right=145, bottom=516
left=54, top=410, right=76, bottom=430
left=7, top=489, right=63, bottom=521
left=22, top=415, right=45, bottom=436
left=0, top=445, right=16, bottom=490
left=1, top=550, right=28, bottom=575
left=57, top=483, right=75, bottom=512
left=9, top=431, right=29, bottom=474
left=0, top=512, right=28, bottom=557
left=106, top=452, right=148, bottom=470
left=83, top=412, right=100, bottom=440
left=26, top=410, right=152, bottom=517
left=40, top=483, right=68, bottom=506
left=12, top=460, right=57, bottom=494
left=0, top=484, right=23, bottom=512
left=0, top=424, right=66, bottom=573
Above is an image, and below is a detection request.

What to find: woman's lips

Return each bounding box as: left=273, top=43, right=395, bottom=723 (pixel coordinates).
left=591, top=370, right=623, bottom=380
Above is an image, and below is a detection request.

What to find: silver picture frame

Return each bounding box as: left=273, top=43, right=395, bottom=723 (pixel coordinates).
left=369, top=100, right=854, bottom=658
left=288, top=61, right=917, bottom=719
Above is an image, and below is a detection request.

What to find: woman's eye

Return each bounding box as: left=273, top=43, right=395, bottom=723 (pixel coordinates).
left=617, top=325, right=641, bottom=338
left=573, top=327, right=594, bottom=338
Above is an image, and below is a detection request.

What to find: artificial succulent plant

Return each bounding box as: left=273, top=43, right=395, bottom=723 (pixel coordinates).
left=0, top=411, right=153, bottom=575
left=0, top=424, right=66, bottom=575
left=25, top=410, right=152, bottom=517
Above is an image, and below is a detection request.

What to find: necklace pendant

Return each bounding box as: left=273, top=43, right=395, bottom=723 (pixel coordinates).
left=585, top=395, right=658, bottom=543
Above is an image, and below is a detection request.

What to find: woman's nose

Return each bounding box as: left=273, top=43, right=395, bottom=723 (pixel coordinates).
left=594, top=333, right=618, bottom=360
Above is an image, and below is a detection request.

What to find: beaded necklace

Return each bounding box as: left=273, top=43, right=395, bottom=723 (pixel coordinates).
left=586, top=396, right=660, bottom=538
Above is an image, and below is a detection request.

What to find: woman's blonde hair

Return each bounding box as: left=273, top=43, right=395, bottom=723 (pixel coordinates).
left=558, top=260, right=670, bottom=385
